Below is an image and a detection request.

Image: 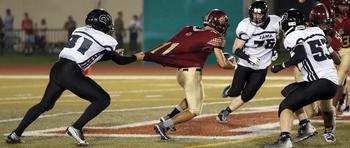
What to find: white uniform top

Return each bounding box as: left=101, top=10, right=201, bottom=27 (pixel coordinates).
left=284, top=27, right=339, bottom=85
left=59, top=26, right=118, bottom=71
left=236, top=15, right=281, bottom=70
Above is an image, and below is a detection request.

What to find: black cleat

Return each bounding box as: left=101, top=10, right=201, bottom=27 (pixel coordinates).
left=6, top=131, right=23, bottom=144
left=216, top=109, right=230, bottom=123
left=66, top=126, right=89, bottom=146
left=293, top=121, right=317, bottom=143
left=154, top=122, right=170, bottom=140
left=221, top=85, right=231, bottom=98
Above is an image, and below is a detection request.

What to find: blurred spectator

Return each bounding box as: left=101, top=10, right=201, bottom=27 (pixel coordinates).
left=21, top=12, right=34, bottom=55
left=128, top=14, right=142, bottom=53
left=4, top=8, right=14, bottom=52
left=0, top=16, right=4, bottom=54
left=35, top=18, right=47, bottom=51
left=63, top=16, right=76, bottom=40
left=114, top=11, right=126, bottom=49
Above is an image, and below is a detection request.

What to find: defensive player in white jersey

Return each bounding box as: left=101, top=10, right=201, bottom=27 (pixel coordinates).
left=6, top=9, right=144, bottom=146
left=217, top=0, right=281, bottom=123
left=265, top=9, right=338, bottom=148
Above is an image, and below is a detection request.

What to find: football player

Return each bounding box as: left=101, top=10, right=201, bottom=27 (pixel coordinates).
left=265, top=9, right=338, bottom=148
left=333, top=0, right=350, bottom=112
left=216, top=0, right=281, bottom=123
left=293, top=2, right=342, bottom=143
left=144, top=9, right=235, bottom=140
left=5, top=9, right=144, bottom=146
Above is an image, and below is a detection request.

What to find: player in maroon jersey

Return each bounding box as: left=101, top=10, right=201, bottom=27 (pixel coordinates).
left=332, top=0, right=350, bottom=112
left=144, top=9, right=236, bottom=140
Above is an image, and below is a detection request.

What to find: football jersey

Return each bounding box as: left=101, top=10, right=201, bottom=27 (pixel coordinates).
left=59, top=26, right=118, bottom=71
left=144, top=26, right=225, bottom=68
left=326, top=29, right=343, bottom=51
left=235, top=15, right=281, bottom=70
left=284, top=27, right=338, bottom=84
left=335, top=15, right=350, bottom=48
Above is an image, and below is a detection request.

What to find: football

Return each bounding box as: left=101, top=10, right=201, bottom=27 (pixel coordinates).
left=223, top=52, right=235, bottom=63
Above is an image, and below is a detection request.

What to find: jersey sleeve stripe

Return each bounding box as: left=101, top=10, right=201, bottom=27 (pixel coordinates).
left=75, top=31, right=114, bottom=51
left=295, top=34, right=326, bottom=45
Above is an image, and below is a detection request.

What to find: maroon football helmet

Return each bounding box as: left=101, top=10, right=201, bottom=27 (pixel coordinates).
left=309, top=3, right=336, bottom=27
left=203, top=9, right=230, bottom=35
left=334, top=0, right=350, bottom=16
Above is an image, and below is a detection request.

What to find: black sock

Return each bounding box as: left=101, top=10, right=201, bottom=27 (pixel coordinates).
left=280, top=132, right=291, bottom=138
left=299, top=119, right=309, bottom=126
left=167, top=105, right=183, bottom=118
left=225, top=107, right=232, bottom=113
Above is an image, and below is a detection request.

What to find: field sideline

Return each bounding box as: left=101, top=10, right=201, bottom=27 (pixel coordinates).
left=1, top=65, right=350, bottom=148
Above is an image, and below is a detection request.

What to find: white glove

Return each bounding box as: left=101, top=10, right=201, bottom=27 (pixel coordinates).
left=271, top=50, right=278, bottom=61
left=248, top=56, right=260, bottom=65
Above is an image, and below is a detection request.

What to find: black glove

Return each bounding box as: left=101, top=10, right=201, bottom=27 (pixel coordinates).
left=271, top=64, right=284, bottom=73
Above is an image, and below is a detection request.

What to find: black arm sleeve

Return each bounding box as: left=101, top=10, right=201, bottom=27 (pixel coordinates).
left=99, top=51, right=137, bottom=65
left=284, top=44, right=307, bottom=67
left=234, top=48, right=250, bottom=61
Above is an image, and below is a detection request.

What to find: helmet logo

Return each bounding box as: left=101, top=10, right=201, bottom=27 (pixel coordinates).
left=99, top=14, right=108, bottom=25
left=253, top=8, right=262, bottom=13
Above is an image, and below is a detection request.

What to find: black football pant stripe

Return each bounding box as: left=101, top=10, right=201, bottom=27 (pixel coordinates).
left=15, top=58, right=110, bottom=136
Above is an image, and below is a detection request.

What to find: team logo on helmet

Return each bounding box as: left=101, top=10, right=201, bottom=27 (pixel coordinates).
left=218, top=16, right=226, bottom=25
left=99, top=14, right=108, bottom=25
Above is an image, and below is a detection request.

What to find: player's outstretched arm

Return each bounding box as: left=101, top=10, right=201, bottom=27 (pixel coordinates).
left=134, top=51, right=145, bottom=61
left=214, top=48, right=236, bottom=69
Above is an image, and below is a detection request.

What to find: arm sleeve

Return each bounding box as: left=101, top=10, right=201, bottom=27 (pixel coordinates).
left=283, top=44, right=307, bottom=67
left=99, top=51, right=137, bottom=65
left=234, top=48, right=250, bottom=61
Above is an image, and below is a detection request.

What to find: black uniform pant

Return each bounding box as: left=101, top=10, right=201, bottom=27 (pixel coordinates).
left=278, top=79, right=338, bottom=116
left=15, top=58, right=110, bottom=136
left=227, top=65, right=268, bottom=102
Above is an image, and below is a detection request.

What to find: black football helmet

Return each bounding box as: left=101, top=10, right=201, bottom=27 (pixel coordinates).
left=248, top=1, right=269, bottom=26
left=280, top=8, right=306, bottom=35
left=203, top=9, right=230, bottom=35
left=85, top=9, right=113, bottom=34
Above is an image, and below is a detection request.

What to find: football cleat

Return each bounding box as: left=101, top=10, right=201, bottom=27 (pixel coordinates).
left=154, top=122, right=170, bottom=140
left=216, top=109, right=230, bottom=123
left=159, top=116, right=176, bottom=131
left=323, top=132, right=336, bottom=143
left=6, top=131, right=23, bottom=144
left=221, top=85, right=231, bottom=98
left=293, top=121, right=317, bottom=143
left=265, top=135, right=293, bottom=148
left=66, top=126, right=89, bottom=146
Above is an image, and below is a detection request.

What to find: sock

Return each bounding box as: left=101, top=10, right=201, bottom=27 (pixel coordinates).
left=280, top=132, right=291, bottom=138
left=299, top=119, right=309, bottom=126
left=167, top=105, right=183, bottom=118
left=163, top=118, right=175, bottom=129
left=225, top=107, right=233, bottom=113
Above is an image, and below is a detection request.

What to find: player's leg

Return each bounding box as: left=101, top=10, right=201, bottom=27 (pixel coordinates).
left=7, top=62, right=65, bottom=144
left=154, top=68, right=202, bottom=140
left=319, top=99, right=336, bottom=142
left=293, top=106, right=318, bottom=143
left=217, top=65, right=250, bottom=123
left=333, top=53, right=350, bottom=108
left=266, top=79, right=337, bottom=147
left=160, top=98, right=188, bottom=122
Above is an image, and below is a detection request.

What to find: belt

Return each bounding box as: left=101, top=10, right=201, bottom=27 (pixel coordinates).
left=178, top=68, right=202, bottom=72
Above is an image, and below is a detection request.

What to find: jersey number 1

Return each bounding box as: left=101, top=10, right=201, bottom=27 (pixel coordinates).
left=66, top=35, right=93, bottom=55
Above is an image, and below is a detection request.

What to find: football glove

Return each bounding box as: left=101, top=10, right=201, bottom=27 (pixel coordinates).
left=248, top=56, right=260, bottom=65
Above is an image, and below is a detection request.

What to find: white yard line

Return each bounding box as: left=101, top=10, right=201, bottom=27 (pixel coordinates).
left=0, top=75, right=296, bottom=80
left=0, top=97, right=281, bottom=123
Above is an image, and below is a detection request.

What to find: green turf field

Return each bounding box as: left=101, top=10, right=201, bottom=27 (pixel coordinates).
left=0, top=72, right=349, bottom=148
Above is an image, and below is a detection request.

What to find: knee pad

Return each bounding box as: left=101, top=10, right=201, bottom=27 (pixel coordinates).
left=278, top=100, right=297, bottom=117
left=228, top=88, right=241, bottom=98
left=241, top=92, right=255, bottom=102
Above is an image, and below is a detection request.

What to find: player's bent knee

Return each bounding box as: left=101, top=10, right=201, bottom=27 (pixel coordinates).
left=278, top=101, right=298, bottom=117
left=228, top=90, right=241, bottom=98
left=241, top=94, right=254, bottom=102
